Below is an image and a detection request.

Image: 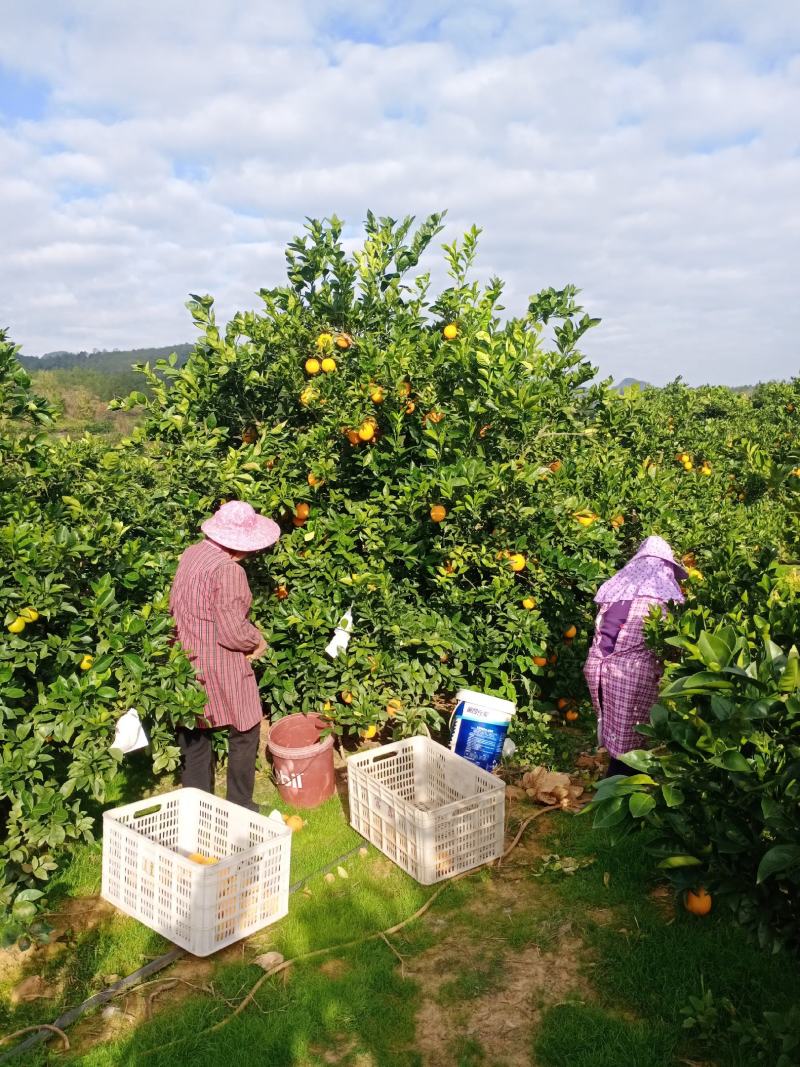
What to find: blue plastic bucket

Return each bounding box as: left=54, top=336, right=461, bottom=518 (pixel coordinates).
left=449, top=689, right=516, bottom=772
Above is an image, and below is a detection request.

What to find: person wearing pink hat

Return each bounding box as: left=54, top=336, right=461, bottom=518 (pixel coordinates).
left=583, top=536, right=688, bottom=777
left=169, top=500, right=281, bottom=809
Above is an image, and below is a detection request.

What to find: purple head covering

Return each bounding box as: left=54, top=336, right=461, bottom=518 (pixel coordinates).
left=594, top=535, right=687, bottom=605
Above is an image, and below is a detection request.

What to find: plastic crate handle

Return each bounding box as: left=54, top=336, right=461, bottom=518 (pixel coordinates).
left=369, top=750, right=398, bottom=765
left=132, top=803, right=162, bottom=819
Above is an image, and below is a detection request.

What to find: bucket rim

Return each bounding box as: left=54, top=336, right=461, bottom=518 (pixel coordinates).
left=267, top=712, right=335, bottom=761
left=455, top=689, right=516, bottom=716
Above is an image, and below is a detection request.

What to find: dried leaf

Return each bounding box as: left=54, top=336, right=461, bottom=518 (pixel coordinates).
left=337, top=866, right=349, bottom=879
left=254, top=951, right=285, bottom=972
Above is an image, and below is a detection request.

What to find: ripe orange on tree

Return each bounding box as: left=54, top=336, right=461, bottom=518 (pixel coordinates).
left=335, top=333, right=352, bottom=349
left=522, top=597, right=537, bottom=610
left=443, top=323, right=458, bottom=340
left=610, top=514, right=624, bottom=528
left=508, top=553, right=526, bottom=572
left=684, top=888, right=712, bottom=916
left=563, top=624, right=577, bottom=639
left=430, top=504, right=447, bottom=523
left=405, top=401, right=416, bottom=414
left=565, top=709, right=579, bottom=722
left=532, top=655, right=548, bottom=667
left=341, top=691, right=354, bottom=705
left=321, top=357, right=337, bottom=373
left=370, top=386, right=385, bottom=404
left=275, top=586, right=289, bottom=600
left=358, top=421, right=376, bottom=442
left=305, top=357, right=321, bottom=376
left=548, top=460, right=562, bottom=472
left=307, top=472, right=321, bottom=487
left=386, top=699, right=402, bottom=718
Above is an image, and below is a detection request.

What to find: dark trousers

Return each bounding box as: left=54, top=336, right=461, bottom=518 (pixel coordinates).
left=605, top=756, right=635, bottom=778
left=177, top=723, right=261, bottom=811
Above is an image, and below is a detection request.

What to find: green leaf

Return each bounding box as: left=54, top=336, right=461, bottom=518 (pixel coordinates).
left=718, top=750, right=752, bottom=774
left=657, top=854, right=702, bottom=869
left=629, top=793, right=657, bottom=818
left=662, top=783, right=685, bottom=808
left=592, top=796, right=628, bottom=829
left=757, top=845, right=800, bottom=884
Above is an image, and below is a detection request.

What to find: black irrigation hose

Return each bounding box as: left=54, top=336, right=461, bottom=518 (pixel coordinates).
left=0, top=842, right=367, bottom=1063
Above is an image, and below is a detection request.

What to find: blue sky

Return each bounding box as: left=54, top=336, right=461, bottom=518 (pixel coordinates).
left=0, top=0, right=798, bottom=383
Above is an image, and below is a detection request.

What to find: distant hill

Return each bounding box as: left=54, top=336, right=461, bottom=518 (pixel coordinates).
left=613, top=377, right=652, bottom=392
left=18, top=343, right=193, bottom=375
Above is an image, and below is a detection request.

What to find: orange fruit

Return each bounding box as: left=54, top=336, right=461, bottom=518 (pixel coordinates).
left=430, top=504, right=447, bottom=523
left=307, top=472, right=320, bottom=487
left=563, top=624, right=577, bottom=639
left=292, top=516, right=306, bottom=527
left=684, top=888, right=712, bottom=916
left=386, top=699, right=402, bottom=718
left=8, top=617, right=26, bottom=634
left=478, top=424, right=491, bottom=438
left=786, top=403, right=795, bottom=413
left=548, top=460, right=562, bottom=472
left=80, top=654, right=94, bottom=670
left=405, top=401, right=416, bottom=414
left=522, top=597, right=537, bottom=610
left=321, top=357, right=337, bottom=373
left=370, top=387, right=385, bottom=404
left=341, top=691, right=354, bottom=705
left=532, top=655, right=548, bottom=667
left=283, top=814, right=305, bottom=832
left=275, top=586, right=289, bottom=600
left=305, top=357, right=321, bottom=375
left=335, top=333, right=352, bottom=349
left=346, top=429, right=361, bottom=445
left=398, top=381, right=412, bottom=397
left=575, top=512, right=598, bottom=527
left=359, top=724, right=377, bottom=739
left=427, top=411, right=444, bottom=424
left=548, top=653, right=557, bottom=665
left=295, top=502, right=310, bottom=520
left=508, top=553, right=526, bottom=572
left=443, top=323, right=458, bottom=340
left=610, top=514, right=624, bottom=528
left=565, top=709, right=579, bottom=722
left=19, top=607, right=39, bottom=622
left=557, top=697, right=569, bottom=709
left=358, top=422, right=376, bottom=442
left=187, top=852, right=219, bottom=865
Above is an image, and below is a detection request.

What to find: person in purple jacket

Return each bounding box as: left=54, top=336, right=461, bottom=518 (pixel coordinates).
left=583, top=536, right=687, bottom=777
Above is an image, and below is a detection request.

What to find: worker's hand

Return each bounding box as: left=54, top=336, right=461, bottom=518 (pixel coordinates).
left=246, top=637, right=268, bottom=663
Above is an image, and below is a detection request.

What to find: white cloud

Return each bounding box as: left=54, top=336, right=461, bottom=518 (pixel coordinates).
left=0, top=0, right=798, bottom=383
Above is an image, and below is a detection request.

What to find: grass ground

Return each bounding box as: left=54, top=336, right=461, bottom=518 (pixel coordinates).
left=2, top=762, right=799, bottom=1067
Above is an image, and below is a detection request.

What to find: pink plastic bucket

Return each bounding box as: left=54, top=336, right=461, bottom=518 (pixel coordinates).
left=267, top=712, right=336, bottom=809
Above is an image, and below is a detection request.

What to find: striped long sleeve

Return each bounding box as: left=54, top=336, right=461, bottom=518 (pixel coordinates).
left=213, top=563, right=262, bottom=652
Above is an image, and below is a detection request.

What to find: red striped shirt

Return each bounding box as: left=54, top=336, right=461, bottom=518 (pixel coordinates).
left=169, top=539, right=263, bottom=730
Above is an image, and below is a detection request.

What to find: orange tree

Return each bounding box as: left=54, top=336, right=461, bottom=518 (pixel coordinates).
left=119, top=214, right=621, bottom=740
left=0, top=331, right=210, bottom=946
left=2, top=214, right=799, bottom=942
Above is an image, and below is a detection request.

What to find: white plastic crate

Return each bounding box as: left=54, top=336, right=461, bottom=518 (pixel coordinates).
left=347, top=737, right=505, bottom=885
left=101, top=788, right=291, bottom=956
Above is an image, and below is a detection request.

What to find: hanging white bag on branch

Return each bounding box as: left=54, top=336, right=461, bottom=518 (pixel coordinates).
left=325, top=605, right=353, bottom=659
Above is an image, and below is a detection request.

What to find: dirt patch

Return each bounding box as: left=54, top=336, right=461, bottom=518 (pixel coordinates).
left=648, top=884, right=677, bottom=921
left=411, top=922, right=592, bottom=1067
left=318, top=958, right=350, bottom=979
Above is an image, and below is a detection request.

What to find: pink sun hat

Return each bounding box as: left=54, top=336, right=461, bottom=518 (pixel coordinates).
left=201, top=500, right=281, bottom=552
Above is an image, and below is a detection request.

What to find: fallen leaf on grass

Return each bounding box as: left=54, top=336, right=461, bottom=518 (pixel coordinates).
left=254, top=951, right=285, bottom=971
left=337, top=866, right=349, bottom=880
left=10, top=975, right=56, bottom=1005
